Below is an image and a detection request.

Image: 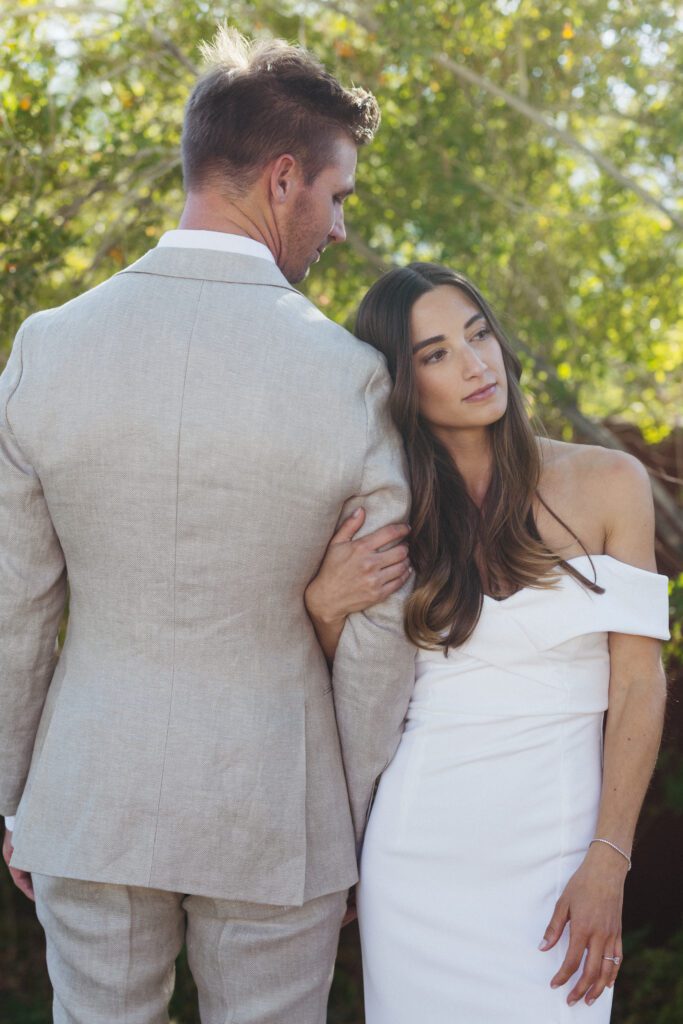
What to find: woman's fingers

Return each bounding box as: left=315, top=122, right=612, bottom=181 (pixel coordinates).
left=375, top=543, right=410, bottom=571
left=550, top=923, right=587, bottom=989
left=375, top=572, right=411, bottom=603
left=378, top=556, right=411, bottom=580
left=539, top=898, right=569, bottom=951
left=566, top=938, right=605, bottom=1006
left=331, top=514, right=410, bottom=555
left=379, top=562, right=412, bottom=591
left=359, top=521, right=410, bottom=553
left=541, top=861, right=625, bottom=1005
left=583, top=939, right=621, bottom=1005
left=356, top=562, right=411, bottom=607
left=607, top=935, right=623, bottom=989
left=311, top=514, right=411, bottom=618
left=330, top=507, right=366, bottom=545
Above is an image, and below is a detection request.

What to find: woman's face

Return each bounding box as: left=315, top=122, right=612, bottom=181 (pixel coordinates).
left=409, top=285, right=508, bottom=433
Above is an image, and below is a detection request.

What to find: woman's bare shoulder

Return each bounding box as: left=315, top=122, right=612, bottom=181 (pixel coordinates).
left=538, top=437, right=653, bottom=559
left=538, top=436, right=648, bottom=487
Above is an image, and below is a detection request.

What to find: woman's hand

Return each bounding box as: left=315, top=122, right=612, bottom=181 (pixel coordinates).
left=539, top=842, right=627, bottom=1006
left=304, top=508, right=411, bottom=665
left=305, top=508, right=411, bottom=626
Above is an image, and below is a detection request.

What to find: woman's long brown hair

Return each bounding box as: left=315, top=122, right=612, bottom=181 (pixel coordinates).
left=355, top=262, right=603, bottom=651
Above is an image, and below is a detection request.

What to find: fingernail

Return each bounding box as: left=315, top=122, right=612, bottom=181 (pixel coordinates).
left=352, top=508, right=362, bottom=517
left=550, top=982, right=560, bottom=989
left=587, top=998, right=595, bottom=1006
left=568, top=998, right=578, bottom=1006
left=538, top=939, right=550, bottom=951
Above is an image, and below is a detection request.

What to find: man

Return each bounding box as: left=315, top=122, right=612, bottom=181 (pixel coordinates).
left=0, top=28, right=415, bottom=1024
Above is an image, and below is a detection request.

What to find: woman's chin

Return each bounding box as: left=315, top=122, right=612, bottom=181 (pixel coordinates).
left=436, top=405, right=508, bottom=432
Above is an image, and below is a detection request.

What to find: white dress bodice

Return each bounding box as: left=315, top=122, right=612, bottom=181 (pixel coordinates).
left=413, top=555, right=669, bottom=717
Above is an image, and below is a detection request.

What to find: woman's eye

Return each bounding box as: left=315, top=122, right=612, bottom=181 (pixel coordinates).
left=423, top=348, right=447, bottom=364
left=471, top=326, right=492, bottom=343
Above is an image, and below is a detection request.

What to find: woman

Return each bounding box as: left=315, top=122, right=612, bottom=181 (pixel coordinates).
left=304, top=263, right=669, bottom=1021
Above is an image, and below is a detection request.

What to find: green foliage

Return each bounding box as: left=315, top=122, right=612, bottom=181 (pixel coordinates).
left=666, top=574, right=683, bottom=666
left=169, top=949, right=200, bottom=1024
left=613, top=926, right=683, bottom=1024
left=659, top=574, right=683, bottom=817
left=1, top=0, right=681, bottom=440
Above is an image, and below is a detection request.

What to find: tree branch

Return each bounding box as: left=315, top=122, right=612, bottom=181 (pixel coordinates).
left=434, top=53, right=682, bottom=231
left=344, top=226, right=390, bottom=273
left=314, top=1, right=682, bottom=231
left=13, top=5, right=199, bottom=75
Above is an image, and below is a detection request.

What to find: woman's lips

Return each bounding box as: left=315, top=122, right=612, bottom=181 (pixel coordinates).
left=463, top=382, right=497, bottom=402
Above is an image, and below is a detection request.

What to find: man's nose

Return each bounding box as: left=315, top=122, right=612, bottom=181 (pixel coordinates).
left=329, top=207, right=346, bottom=244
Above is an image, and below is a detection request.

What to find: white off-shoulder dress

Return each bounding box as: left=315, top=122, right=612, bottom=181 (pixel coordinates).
left=357, top=556, right=669, bottom=1023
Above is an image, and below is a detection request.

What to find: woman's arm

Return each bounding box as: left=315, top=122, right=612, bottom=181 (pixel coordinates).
left=540, top=450, right=667, bottom=1008
left=304, top=508, right=411, bottom=664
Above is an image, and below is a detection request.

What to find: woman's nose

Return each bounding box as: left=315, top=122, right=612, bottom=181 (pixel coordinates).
left=460, top=345, right=487, bottom=378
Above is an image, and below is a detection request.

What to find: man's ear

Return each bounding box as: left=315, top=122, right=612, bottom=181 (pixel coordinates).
left=269, top=153, right=303, bottom=205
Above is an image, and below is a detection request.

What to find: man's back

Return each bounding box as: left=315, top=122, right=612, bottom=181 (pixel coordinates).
left=2, top=245, right=411, bottom=904
left=0, top=31, right=419, bottom=1024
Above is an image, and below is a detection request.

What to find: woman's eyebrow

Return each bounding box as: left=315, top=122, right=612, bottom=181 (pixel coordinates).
left=413, top=333, right=446, bottom=354
left=412, top=314, right=485, bottom=354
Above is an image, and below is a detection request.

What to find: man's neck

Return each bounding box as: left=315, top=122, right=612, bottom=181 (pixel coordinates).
left=178, top=191, right=280, bottom=260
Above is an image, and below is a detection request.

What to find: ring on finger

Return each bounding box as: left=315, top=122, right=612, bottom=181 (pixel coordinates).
left=601, top=955, right=622, bottom=966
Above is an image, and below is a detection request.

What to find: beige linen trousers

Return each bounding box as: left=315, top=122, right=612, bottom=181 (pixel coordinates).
left=0, top=246, right=415, bottom=907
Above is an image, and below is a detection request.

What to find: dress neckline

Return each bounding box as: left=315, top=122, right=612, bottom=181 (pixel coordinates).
left=482, top=554, right=663, bottom=605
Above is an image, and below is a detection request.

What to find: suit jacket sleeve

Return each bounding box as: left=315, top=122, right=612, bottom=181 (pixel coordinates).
left=0, top=328, right=68, bottom=815
left=331, top=355, right=415, bottom=847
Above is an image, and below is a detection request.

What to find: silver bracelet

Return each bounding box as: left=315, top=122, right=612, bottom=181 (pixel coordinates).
left=590, top=838, right=632, bottom=871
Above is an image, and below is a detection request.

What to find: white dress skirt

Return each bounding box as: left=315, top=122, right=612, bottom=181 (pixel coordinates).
left=357, top=555, right=669, bottom=1024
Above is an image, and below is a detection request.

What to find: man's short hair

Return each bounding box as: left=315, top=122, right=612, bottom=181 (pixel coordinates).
left=181, top=27, right=381, bottom=196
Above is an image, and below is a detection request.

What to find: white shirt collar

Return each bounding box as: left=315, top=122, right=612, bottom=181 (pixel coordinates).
left=157, top=229, right=275, bottom=264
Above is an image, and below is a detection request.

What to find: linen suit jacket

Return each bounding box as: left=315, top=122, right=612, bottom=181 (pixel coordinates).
left=0, top=245, right=415, bottom=905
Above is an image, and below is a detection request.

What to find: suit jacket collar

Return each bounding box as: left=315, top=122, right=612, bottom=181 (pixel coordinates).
left=119, top=246, right=298, bottom=293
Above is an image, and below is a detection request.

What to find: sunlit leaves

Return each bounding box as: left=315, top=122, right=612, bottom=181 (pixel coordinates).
left=0, top=0, right=680, bottom=440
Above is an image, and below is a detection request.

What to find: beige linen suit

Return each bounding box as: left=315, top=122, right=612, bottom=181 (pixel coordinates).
left=0, top=242, right=415, bottom=1021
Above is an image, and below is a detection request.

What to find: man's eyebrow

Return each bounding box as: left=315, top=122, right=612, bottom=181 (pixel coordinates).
left=412, top=333, right=446, bottom=354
